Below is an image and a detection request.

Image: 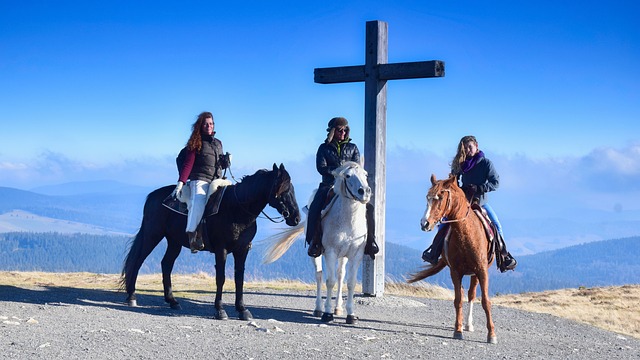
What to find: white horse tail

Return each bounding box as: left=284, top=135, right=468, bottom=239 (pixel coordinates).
left=261, top=221, right=306, bottom=264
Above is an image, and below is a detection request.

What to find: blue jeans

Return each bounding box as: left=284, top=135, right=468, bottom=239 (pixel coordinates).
left=482, top=204, right=503, bottom=237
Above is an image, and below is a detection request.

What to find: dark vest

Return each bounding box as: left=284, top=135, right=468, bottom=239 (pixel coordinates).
left=190, top=135, right=223, bottom=182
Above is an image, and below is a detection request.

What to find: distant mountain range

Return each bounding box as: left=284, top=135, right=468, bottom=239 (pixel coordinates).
left=1, top=181, right=639, bottom=295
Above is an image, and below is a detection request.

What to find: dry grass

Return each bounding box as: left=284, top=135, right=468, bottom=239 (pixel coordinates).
left=491, top=285, right=640, bottom=340
left=1, top=271, right=638, bottom=339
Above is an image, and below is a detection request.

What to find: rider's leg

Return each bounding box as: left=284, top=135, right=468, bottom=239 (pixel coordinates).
left=482, top=204, right=517, bottom=271
left=364, top=203, right=379, bottom=259
left=186, top=180, right=209, bottom=253
left=306, top=186, right=329, bottom=258
left=422, top=223, right=448, bottom=264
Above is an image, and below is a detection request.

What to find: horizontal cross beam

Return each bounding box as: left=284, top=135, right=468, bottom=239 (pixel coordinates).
left=314, top=60, right=445, bottom=84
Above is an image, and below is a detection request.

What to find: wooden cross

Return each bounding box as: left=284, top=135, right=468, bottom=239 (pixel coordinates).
left=315, top=20, right=445, bottom=296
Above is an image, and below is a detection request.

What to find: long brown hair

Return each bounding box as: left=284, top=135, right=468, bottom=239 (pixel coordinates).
left=450, top=135, right=478, bottom=175
left=186, top=111, right=213, bottom=152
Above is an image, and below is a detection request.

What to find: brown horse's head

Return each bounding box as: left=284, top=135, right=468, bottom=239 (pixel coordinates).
left=420, top=174, right=465, bottom=231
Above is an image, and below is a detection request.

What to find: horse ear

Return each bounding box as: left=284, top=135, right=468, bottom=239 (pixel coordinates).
left=279, top=163, right=285, bottom=171
left=272, top=163, right=278, bottom=172
left=430, top=174, right=437, bottom=185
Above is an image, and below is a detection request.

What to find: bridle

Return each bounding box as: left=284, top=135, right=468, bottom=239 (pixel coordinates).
left=432, top=188, right=471, bottom=225
left=231, top=172, right=292, bottom=224
left=341, top=166, right=367, bottom=202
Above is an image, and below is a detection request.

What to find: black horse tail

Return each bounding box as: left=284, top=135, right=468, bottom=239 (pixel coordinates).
left=119, top=219, right=146, bottom=292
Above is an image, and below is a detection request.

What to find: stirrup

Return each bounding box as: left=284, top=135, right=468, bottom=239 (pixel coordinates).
left=364, top=238, right=379, bottom=260
left=500, top=257, right=517, bottom=272
left=307, top=242, right=323, bottom=258
left=421, top=247, right=438, bottom=265
left=188, top=231, right=204, bottom=253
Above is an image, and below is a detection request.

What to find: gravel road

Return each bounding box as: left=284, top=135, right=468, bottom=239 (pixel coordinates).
left=1, top=284, right=638, bottom=359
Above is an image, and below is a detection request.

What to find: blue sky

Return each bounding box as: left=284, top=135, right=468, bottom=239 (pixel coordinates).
left=1, top=1, right=639, bottom=252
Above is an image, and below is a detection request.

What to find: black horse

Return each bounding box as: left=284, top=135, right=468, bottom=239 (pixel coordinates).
left=120, top=163, right=300, bottom=320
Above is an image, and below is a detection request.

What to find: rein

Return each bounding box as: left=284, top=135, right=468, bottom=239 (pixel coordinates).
left=230, top=171, right=289, bottom=224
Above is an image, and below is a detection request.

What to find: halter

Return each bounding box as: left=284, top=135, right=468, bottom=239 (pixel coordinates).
left=231, top=170, right=292, bottom=224
left=340, top=165, right=367, bottom=202
left=436, top=189, right=472, bottom=225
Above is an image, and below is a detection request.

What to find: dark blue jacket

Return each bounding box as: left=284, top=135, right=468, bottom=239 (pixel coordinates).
left=316, top=139, right=360, bottom=186
left=456, top=156, right=499, bottom=206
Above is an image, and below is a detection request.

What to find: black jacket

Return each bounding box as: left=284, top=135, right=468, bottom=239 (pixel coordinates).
left=316, top=139, right=360, bottom=185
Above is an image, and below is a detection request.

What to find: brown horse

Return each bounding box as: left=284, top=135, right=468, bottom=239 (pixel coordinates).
left=407, top=174, right=497, bottom=344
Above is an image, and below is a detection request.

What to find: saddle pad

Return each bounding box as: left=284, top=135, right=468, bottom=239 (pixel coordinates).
left=162, top=179, right=231, bottom=216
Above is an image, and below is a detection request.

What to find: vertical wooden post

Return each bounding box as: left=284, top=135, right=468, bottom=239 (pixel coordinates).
left=362, top=21, right=387, bottom=296
left=314, top=20, right=445, bottom=297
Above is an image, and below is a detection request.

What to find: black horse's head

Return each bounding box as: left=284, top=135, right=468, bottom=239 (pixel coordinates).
left=268, top=163, right=301, bottom=226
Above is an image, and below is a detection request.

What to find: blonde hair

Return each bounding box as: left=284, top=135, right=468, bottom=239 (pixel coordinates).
left=450, top=135, right=478, bottom=175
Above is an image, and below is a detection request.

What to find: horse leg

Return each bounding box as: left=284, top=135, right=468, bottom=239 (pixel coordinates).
left=466, top=275, right=479, bottom=332
left=478, top=271, right=497, bottom=344
left=321, top=252, right=337, bottom=323
left=233, top=247, right=253, bottom=321
left=161, top=236, right=183, bottom=309
left=450, top=272, right=465, bottom=340
left=345, top=255, right=360, bottom=325
left=213, top=249, right=229, bottom=320
left=313, top=256, right=323, bottom=317
left=334, top=256, right=347, bottom=316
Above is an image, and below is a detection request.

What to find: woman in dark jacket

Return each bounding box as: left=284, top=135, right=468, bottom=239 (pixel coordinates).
left=171, top=111, right=228, bottom=253
left=422, top=135, right=516, bottom=272
left=306, top=117, right=379, bottom=259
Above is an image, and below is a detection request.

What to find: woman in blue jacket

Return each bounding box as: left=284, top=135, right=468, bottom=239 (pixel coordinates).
left=422, top=135, right=516, bottom=272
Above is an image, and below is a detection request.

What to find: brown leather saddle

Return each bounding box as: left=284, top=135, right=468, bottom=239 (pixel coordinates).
left=471, top=203, right=496, bottom=264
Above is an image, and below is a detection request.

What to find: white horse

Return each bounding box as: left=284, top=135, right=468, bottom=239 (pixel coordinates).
left=262, top=161, right=371, bottom=324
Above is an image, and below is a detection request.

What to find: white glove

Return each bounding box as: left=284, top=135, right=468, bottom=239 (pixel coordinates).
left=171, top=181, right=184, bottom=198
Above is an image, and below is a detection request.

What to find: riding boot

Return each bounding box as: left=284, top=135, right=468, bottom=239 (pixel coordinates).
left=194, top=222, right=205, bottom=250
left=187, top=231, right=199, bottom=254
left=422, top=224, right=448, bottom=264
left=364, top=203, right=379, bottom=260
left=306, top=186, right=329, bottom=258
left=307, top=228, right=323, bottom=258
left=495, top=232, right=517, bottom=272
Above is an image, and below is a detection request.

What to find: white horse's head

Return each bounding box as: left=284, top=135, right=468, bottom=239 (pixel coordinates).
left=332, top=161, right=371, bottom=204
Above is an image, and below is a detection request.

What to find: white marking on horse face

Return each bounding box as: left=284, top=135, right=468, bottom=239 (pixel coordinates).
left=420, top=195, right=432, bottom=230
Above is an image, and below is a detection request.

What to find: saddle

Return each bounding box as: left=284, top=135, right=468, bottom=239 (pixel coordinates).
left=471, top=203, right=496, bottom=265
left=319, top=188, right=337, bottom=216
left=162, top=179, right=231, bottom=217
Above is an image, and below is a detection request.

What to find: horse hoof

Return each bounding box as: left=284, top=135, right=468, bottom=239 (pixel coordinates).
left=313, top=310, right=323, bottom=318
left=346, top=315, right=358, bottom=325
left=488, top=335, right=498, bottom=344
left=215, top=309, right=229, bottom=320
left=453, top=331, right=464, bottom=340
left=127, top=299, right=138, bottom=307
left=239, top=309, right=253, bottom=321
left=169, top=302, right=182, bottom=310
left=321, top=313, right=334, bottom=323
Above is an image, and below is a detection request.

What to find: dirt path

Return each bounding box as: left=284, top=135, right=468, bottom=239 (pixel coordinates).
left=1, top=284, right=638, bottom=359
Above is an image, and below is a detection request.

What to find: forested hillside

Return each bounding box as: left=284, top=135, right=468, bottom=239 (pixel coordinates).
left=1, top=232, right=638, bottom=295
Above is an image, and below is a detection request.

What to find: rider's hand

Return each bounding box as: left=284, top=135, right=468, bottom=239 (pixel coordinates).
left=171, top=181, right=184, bottom=198
left=218, top=153, right=231, bottom=169
left=461, top=184, right=477, bottom=199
